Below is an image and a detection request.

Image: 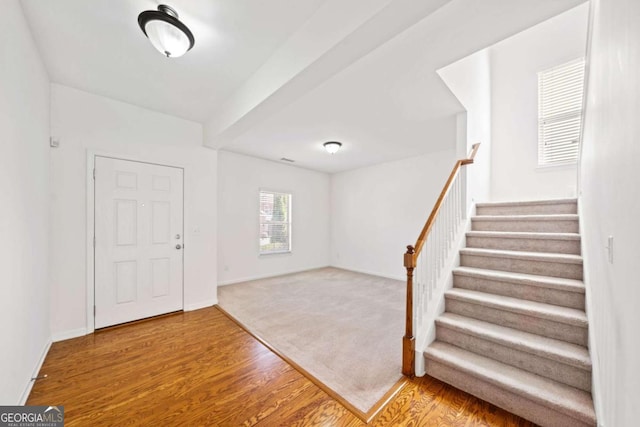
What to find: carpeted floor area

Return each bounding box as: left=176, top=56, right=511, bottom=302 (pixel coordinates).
left=217, top=267, right=405, bottom=414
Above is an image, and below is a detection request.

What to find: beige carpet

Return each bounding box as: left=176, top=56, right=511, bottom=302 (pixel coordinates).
left=217, top=267, right=404, bottom=414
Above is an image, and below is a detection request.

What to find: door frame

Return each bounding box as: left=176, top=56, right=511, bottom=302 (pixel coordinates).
left=86, top=150, right=185, bottom=334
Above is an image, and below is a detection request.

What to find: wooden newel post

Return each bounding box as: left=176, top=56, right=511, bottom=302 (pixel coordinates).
left=402, top=245, right=416, bottom=377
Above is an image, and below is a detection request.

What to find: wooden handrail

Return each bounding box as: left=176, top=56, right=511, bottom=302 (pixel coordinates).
left=413, top=143, right=480, bottom=257
left=460, top=142, right=480, bottom=165
left=402, top=143, right=480, bottom=377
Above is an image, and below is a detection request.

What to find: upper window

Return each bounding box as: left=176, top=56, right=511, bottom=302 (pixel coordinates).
left=537, top=58, right=586, bottom=166
left=259, top=190, right=292, bottom=255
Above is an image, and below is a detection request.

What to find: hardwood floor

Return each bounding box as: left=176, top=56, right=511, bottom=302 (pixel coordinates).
left=28, top=306, right=535, bottom=426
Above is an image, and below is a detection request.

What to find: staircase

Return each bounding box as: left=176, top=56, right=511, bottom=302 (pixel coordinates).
left=423, top=199, right=596, bottom=427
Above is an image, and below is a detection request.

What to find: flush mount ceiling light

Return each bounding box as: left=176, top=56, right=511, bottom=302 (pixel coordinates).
left=323, top=141, right=342, bottom=154
left=138, top=4, right=195, bottom=58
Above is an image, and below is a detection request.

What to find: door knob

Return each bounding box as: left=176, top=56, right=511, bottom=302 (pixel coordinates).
left=176, top=244, right=182, bottom=250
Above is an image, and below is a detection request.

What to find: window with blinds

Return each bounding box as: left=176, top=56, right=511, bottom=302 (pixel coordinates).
left=537, top=58, right=585, bottom=166
left=259, top=190, right=292, bottom=254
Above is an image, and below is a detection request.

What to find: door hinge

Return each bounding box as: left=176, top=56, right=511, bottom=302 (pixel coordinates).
left=93, top=305, right=96, bottom=316
left=93, top=168, right=96, bottom=180
left=93, top=236, right=96, bottom=247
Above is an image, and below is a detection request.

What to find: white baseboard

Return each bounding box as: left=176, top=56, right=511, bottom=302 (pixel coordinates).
left=52, top=327, right=87, bottom=343
left=20, top=339, right=52, bottom=405
left=184, top=298, right=218, bottom=312
left=217, top=265, right=331, bottom=286
left=331, top=265, right=405, bottom=282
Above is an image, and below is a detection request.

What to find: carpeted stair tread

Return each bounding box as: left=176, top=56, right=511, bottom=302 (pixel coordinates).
left=424, top=342, right=596, bottom=425
left=436, top=313, right=591, bottom=370
left=460, top=248, right=583, bottom=264
left=471, top=214, right=579, bottom=233
left=465, top=231, right=582, bottom=255
left=472, top=214, right=579, bottom=221
left=445, top=288, right=588, bottom=327
left=476, top=198, right=577, bottom=208
left=466, top=231, right=581, bottom=241
left=476, top=199, right=577, bottom=216
left=453, top=267, right=585, bottom=293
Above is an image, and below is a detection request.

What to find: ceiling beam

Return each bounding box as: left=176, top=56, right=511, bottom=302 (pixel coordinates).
left=203, top=0, right=452, bottom=149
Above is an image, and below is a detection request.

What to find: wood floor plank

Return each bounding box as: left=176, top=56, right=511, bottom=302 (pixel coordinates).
left=28, top=306, right=536, bottom=426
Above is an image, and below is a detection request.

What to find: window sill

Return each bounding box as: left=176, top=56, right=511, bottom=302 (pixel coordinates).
left=259, top=250, right=292, bottom=257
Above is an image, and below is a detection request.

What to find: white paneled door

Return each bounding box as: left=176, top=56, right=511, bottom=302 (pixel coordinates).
left=94, top=157, right=184, bottom=329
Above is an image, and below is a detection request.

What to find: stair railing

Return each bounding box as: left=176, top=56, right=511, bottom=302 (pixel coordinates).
left=402, top=143, right=480, bottom=376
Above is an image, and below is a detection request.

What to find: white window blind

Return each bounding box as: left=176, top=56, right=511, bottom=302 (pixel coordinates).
left=259, top=190, right=292, bottom=254
left=538, top=58, right=585, bottom=166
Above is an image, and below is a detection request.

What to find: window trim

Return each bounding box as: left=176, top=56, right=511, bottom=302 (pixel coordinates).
left=537, top=57, right=586, bottom=167
left=258, top=189, right=292, bottom=256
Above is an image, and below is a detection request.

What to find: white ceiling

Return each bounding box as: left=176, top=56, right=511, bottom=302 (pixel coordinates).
left=20, top=0, right=327, bottom=122
left=21, top=0, right=586, bottom=173
left=213, top=0, right=587, bottom=173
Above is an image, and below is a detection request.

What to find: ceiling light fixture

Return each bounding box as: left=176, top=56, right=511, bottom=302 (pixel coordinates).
left=323, top=141, right=342, bottom=154
left=138, top=5, right=195, bottom=58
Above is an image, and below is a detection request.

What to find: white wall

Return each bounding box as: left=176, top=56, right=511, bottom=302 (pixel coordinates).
left=490, top=4, right=589, bottom=201
left=438, top=49, right=492, bottom=205
left=579, top=0, right=640, bottom=425
left=49, top=84, right=217, bottom=339
left=0, top=1, right=51, bottom=404
left=217, top=151, right=330, bottom=284
left=331, top=145, right=457, bottom=280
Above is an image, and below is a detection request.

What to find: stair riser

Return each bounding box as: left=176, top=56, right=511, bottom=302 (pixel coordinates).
left=436, top=326, right=591, bottom=392
left=466, top=236, right=581, bottom=255
left=453, top=274, right=585, bottom=310
left=424, top=360, right=594, bottom=427
left=445, top=298, right=588, bottom=346
left=460, top=254, right=583, bottom=280
left=472, top=219, right=579, bottom=233
left=476, top=203, right=577, bottom=216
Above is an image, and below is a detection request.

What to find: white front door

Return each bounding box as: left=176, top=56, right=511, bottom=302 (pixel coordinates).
left=94, top=156, right=184, bottom=328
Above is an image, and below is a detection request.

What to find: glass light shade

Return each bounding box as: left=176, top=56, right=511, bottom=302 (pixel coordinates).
left=144, top=20, right=191, bottom=58
left=323, top=141, right=342, bottom=154
left=138, top=5, right=194, bottom=58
